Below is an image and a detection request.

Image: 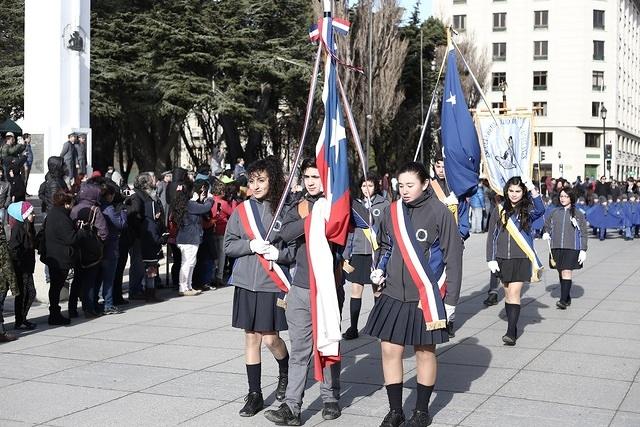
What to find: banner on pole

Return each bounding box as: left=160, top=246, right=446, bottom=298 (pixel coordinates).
left=476, top=113, right=535, bottom=195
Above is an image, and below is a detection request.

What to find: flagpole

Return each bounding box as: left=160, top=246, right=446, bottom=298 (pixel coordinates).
left=413, top=52, right=446, bottom=162
left=264, top=43, right=323, bottom=240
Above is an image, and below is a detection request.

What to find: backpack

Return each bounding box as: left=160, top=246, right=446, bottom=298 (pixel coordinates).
left=35, top=218, right=47, bottom=263
left=75, top=206, right=104, bottom=268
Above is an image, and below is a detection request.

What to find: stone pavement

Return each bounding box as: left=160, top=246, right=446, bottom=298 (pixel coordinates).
left=1, top=234, right=639, bottom=426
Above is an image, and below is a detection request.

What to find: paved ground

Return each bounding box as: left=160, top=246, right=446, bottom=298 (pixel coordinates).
left=1, top=233, right=639, bottom=426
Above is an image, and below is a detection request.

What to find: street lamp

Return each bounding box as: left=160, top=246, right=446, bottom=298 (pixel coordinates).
left=600, top=104, right=607, bottom=175
left=499, top=80, right=508, bottom=113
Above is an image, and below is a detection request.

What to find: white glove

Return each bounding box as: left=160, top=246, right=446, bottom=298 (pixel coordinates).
left=249, top=239, right=270, bottom=254
left=445, top=304, right=456, bottom=322
left=522, top=177, right=535, bottom=191
left=370, top=269, right=385, bottom=286
left=542, top=232, right=551, bottom=241
left=263, top=245, right=279, bottom=261
left=488, top=260, right=500, bottom=273
left=578, top=250, right=587, bottom=265
left=191, top=192, right=199, bottom=201
left=570, top=217, right=579, bottom=228
left=444, top=193, right=458, bottom=206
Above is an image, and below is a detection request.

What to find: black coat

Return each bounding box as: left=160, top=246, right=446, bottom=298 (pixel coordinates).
left=9, top=221, right=36, bottom=274
left=44, top=206, right=77, bottom=270
left=38, top=157, right=67, bottom=212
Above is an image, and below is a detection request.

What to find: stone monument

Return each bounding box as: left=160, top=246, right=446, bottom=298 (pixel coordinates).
left=22, top=0, right=91, bottom=195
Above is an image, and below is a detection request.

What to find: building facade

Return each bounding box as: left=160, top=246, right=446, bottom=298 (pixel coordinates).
left=434, top=0, right=640, bottom=181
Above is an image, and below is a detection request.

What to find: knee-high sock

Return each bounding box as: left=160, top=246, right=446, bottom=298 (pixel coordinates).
left=416, top=383, right=434, bottom=412
left=560, top=279, right=572, bottom=303
left=386, top=383, right=403, bottom=411
left=349, top=297, right=362, bottom=330
left=276, top=354, right=289, bottom=376
left=505, top=303, right=521, bottom=338
left=246, top=363, right=261, bottom=393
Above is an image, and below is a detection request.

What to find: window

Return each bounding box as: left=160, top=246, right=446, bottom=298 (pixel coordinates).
left=492, top=102, right=505, bottom=110
left=533, top=71, right=547, bottom=90
left=492, top=72, right=506, bottom=91
left=534, top=41, right=548, bottom=60
left=533, top=101, right=547, bottom=116
left=592, top=101, right=603, bottom=117
left=534, top=10, right=548, bottom=28
left=453, top=15, right=466, bottom=31
left=453, top=0, right=466, bottom=3
left=592, top=71, right=604, bottom=90
left=493, top=13, right=506, bottom=31
left=493, top=42, right=507, bottom=61
left=593, top=41, right=604, bottom=60
left=535, top=132, right=553, bottom=147
left=585, top=133, right=601, bottom=148
left=593, top=10, right=605, bottom=29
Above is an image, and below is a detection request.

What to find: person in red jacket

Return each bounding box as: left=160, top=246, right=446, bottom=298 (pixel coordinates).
left=212, top=177, right=239, bottom=287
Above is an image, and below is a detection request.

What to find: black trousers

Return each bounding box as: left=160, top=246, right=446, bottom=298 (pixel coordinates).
left=48, top=265, right=69, bottom=312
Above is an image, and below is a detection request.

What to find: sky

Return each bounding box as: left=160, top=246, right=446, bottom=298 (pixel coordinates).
left=398, top=0, right=433, bottom=22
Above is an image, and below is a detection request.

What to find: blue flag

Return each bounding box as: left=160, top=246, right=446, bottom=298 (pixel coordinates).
left=441, top=48, right=481, bottom=198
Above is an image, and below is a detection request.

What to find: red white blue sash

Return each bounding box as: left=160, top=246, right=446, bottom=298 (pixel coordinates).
left=237, top=200, right=290, bottom=293
left=389, top=201, right=447, bottom=330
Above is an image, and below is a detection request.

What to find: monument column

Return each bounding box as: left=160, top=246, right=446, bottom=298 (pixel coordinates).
left=22, top=0, right=91, bottom=194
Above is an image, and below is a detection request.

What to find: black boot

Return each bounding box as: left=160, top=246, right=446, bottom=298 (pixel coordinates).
left=264, top=403, right=301, bottom=425
left=322, top=402, right=341, bottom=420
left=502, top=303, right=520, bottom=346
left=239, top=392, right=263, bottom=417
left=275, top=374, right=288, bottom=402
left=483, top=293, right=498, bottom=306
left=48, top=307, right=70, bottom=326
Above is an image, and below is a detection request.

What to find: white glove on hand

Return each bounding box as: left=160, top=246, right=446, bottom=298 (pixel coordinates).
left=488, top=260, right=500, bottom=273
left=191, top=192, right=199, bottom=201
left=263, top=245, right=279, bottom=261
left=370, top=269, right=385, bottom=286
left=542, top=232, right=551, bottom=241
left=445, top=304, right=456, bottom=322
left=578, top=250, right=587, bottom=265
left=522, top=178, right=535, bottom=191
left=249, top=239, right=270, bottom=254
left=444, top=193, right=458, bottom=206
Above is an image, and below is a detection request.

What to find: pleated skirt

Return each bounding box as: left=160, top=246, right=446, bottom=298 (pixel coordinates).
left=345, top=254, right=374, bottom=285
left=363, top=294, right=449, bottom=346
left=232, top=287, right=288, bottom=332
left=496, top=257, right=532, bottom=283
left=551, top=248, right=582, bottom=270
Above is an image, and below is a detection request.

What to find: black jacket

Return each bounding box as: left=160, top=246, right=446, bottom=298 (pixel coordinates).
left=44, top=206, right=77, bottom=270
left=376, top=191, right=464, bottom=306
left=139, top=190, right=165, bottom=262
left=38, top=157, right=67, bottom=212
left=166, top=167, right=187, bottom=207
left=9, top=221, right=36, bottom=274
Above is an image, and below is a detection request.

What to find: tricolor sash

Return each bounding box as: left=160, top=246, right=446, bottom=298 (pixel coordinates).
left=497, top=204, right=543, bottom=282
left=389, top=201, right=447, bottom=331
left=237, top=200, right=291, bottom=294
left=305, top=198, right=342, bottom=382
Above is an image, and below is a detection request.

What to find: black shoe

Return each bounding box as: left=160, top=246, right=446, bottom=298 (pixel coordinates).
left=404, top=409, right=433, bottom=426
left=342, top=326, right=359, bottom=340
left=264, top=403, right=301, bottom=425
left=275, top=374, right=288, bottom=401
left=103, top=306, right=123, bottom=315
left=322, top=402, right=341, bottom=420
left=502, top=334, right=516, bottom=346
left=446, top=321, right=455, bottom=338
left=556, top=300, right=568, bottom=310
left=239, top=392, right=264, bottom=417
left=48, top=314, right=71, bottom=326
left=380, top=409, right=405, bottom=427
left=483, top=293, right=498, bottom=306
left=14, top=320, right=37, bottom=330
left=84, top=310, right=102, bottom=319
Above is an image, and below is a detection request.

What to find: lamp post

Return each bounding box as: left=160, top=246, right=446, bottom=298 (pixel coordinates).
left=600, top=104, right=607, bottom=176
left=499, top=80, right=508, bottom=113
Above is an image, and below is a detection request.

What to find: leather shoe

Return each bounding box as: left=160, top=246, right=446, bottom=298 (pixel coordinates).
left=322, top=402, right=341, bottom=420
left=14, top=320, right=37, bottom=330
left=556, top=300, right=568, bottom=310
left=0, top=332, right=17, bottom=342
left=239, top=392, right=263, bottom=417
left=502, top=334, right=516, bottom=346
left=404, top=409, right=432, bottom=426
left=275, top=374, right=288, bottom=401
left=342, top=326, right=359, bottom=340
left=483, top=293, right=498, bottom=306
left=264, top=403, right=301, bottom=425
left=380, top=409, right=405, bottom=427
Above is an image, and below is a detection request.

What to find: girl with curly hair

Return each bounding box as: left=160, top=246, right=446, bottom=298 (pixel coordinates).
left=486, top=176, right=544, bottom=345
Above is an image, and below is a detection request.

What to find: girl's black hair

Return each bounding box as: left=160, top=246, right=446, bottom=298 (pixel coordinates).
left=246, top=156, right=286, bottom=215
left=172, top=179, right=194, bottom=226
left=559, top=186, right=577, bottom=218
left=359, top=171, right=381, bottom=196
left=397, top=162, right=429, bottom=183
left=500, top=176, right=533, bottom=231
left=223, top=182, right=239, bottom=202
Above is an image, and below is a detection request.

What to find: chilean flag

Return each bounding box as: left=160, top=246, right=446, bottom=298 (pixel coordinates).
left=307, top=10, right=351, bottom=382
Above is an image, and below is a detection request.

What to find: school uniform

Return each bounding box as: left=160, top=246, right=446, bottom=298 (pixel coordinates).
left=363, top=190, right=463, bottom=346
left=224, top=198, right=293, bottom=332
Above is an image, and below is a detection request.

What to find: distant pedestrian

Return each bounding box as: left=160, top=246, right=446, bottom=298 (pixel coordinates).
left=0, top=225, right=18, bottom=342
left=60, top=133, right=78, bottom=187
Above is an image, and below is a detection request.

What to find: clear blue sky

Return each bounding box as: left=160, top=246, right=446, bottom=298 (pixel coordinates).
left=398, top=0, right=433, bottom=22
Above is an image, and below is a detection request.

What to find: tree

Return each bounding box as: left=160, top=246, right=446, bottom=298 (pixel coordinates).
left=0, top=0, right=24, bottom=120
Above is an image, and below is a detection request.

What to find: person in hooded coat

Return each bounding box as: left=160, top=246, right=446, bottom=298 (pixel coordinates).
left=7, top=201, right=37, bottom=330
left=69, top=180, right=108, bottom=317
left=38, top=156, right=68, bottom=214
